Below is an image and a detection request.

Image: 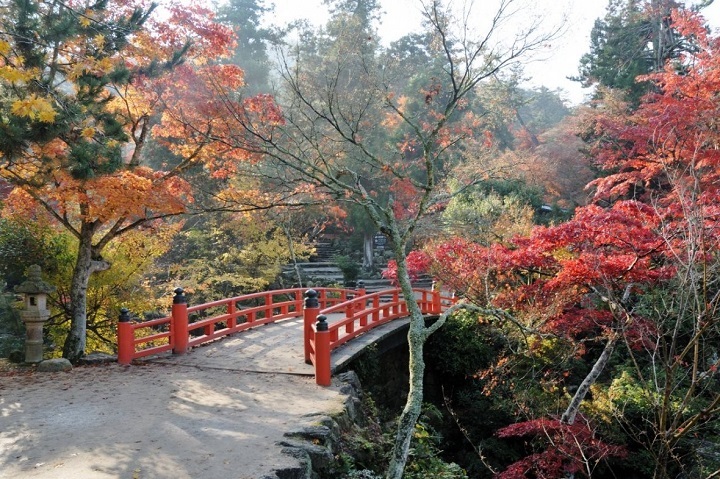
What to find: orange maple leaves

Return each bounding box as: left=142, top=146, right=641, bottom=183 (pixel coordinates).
left=0, top=0, right=261, bottom=232
left=5, top=167, right=191, bottom=224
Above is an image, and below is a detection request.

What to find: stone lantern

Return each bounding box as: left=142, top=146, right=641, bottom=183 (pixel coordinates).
left=15, top=265, right=56, bottom=363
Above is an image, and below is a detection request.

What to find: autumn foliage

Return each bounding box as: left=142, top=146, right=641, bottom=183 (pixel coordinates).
left=414, top=7, right=720, bottom=478
left=0, top=0, right=277, bottom=360
left=383, top=250, right=432, bottom=283
left=495, top=416, right=627, bottom=479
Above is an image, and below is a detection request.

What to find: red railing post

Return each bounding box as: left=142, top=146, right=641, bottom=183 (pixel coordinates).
left=172, top=287, right=189, bottom=355
left=117, top=308, right=134, bottom=365
left=356, top=280, right=366, bottom=297
left=372, top=295, right=380, bottom=322
left=296, top=289, right=304, bottom=312
left=228, top=301, right=237, bottom=329
left=304, top=289, right=319, bottom=364
left=265, top=292, right=273, bottom=320
left=433, top=289, right=441, bottom=314
left=356, top=280, right=366, bottom=313
left=315, top=315, right=331, bottom=386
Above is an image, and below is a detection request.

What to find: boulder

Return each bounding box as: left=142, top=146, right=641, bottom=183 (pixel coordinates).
left=36, top=358, right=72, bottom=372
left=79, top=352, right=116, bottom=365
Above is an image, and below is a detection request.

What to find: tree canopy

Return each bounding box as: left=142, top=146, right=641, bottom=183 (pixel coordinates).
left=0, top=0, right=265, bottom=361
left=575, top=0, right=708, bottom=105
left=424, top=8, right=720, bottom=477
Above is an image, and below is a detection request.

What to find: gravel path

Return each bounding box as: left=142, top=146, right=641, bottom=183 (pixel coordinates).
left=0, top=319, right=349, bottom=479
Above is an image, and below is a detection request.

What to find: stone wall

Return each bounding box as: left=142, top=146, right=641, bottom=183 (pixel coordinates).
left=271, top=371, right=368, bottom=479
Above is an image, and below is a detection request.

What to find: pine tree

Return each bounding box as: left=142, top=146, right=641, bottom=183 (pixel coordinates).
left=575, top=0, right=695, bottom=105
left=0, top=0, right=153, bottom=180
left=216, top=0, right=275, bottom=94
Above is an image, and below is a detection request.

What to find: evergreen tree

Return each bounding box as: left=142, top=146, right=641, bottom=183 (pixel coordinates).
left=0, top=0, right=153, bottom=180
left=575, top=0, right=701, bottom=105
left=216, top=0, right=275, bottom=94
left=319, top=0, right=382, bottom=66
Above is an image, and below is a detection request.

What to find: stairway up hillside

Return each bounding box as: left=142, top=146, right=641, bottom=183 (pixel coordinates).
left=283, top=239, right=432, bottom=292
left=283, top=261, right=344, bottom=286
left=283, top=240, right=344, bottom=287
left=309, top=240, right=339, bottom=262
left=285, top=238, right=391, bottom=288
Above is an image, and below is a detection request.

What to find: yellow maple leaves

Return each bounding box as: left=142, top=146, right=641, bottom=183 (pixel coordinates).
left=0, top=65, right=33, bottom=83
left=10, top=94, right=57, bottom=123
left=67, top=56, right=116, bottom=81
left=0, top=37, right=39, bottom=85
left=93, top=34, right=105, bottom=49
left=79, top=10, right=93, bottom=28
left=0, top=44, right=36, bottom=84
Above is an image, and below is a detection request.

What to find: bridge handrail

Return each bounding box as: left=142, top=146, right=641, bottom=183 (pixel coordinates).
left=318, top=288, right=450, bottom=351
left=323, top=288, right=404, bottom=350
left=117, top=285, right=457, bottom=387
left=117, top=286, right=362, bottom=364
left=306, top=288, right=456, bottom=385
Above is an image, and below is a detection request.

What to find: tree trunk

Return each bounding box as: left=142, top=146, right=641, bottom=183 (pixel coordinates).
left=561, top=336, right=616, bottom=425
left=62, top=222, right=109, bottom=363
left=363, top=232, right=374, bottom=269
left=282, top=223, right=303, bottom=287
left=386, top=253, right=428, bottom=479
left=557, top=336, right=616, bottom=479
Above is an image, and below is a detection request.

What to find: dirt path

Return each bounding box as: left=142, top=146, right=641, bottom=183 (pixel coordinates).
left=0, top=341, right=348, bottom=478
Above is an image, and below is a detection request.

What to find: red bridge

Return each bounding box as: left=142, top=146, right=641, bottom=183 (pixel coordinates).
left=117, top=286, right=454, bottom=385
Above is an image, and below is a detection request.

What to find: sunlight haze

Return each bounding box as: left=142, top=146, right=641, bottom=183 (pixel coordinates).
left=268, top=0, right=720, bottom=104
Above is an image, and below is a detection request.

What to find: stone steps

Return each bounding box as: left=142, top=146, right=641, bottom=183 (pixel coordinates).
left=308, top=242, right=340, bottom=262
left=282, top=262, right=432, bottom=292
left=282, top=262, right=344, bottom=286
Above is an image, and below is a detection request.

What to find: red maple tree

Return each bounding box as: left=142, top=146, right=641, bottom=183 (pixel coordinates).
left=421, top=8, right=720, bottom=478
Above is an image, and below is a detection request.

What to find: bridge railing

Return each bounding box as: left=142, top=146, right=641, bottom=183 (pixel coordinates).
left=305, top=288, right=455, bottom=386
left=117, top=285, right=456, bottom=385
left=117, top=286, right=362, bottom=365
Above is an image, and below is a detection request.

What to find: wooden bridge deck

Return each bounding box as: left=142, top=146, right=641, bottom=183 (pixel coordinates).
left=143, top=312, right=410, bottom=376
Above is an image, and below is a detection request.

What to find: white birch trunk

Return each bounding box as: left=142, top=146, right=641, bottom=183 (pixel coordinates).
left=62, top=222, right=110, bottom=362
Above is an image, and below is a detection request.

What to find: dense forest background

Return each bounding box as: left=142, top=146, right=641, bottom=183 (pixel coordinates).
left=2, top=0, right=720, bottom=477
